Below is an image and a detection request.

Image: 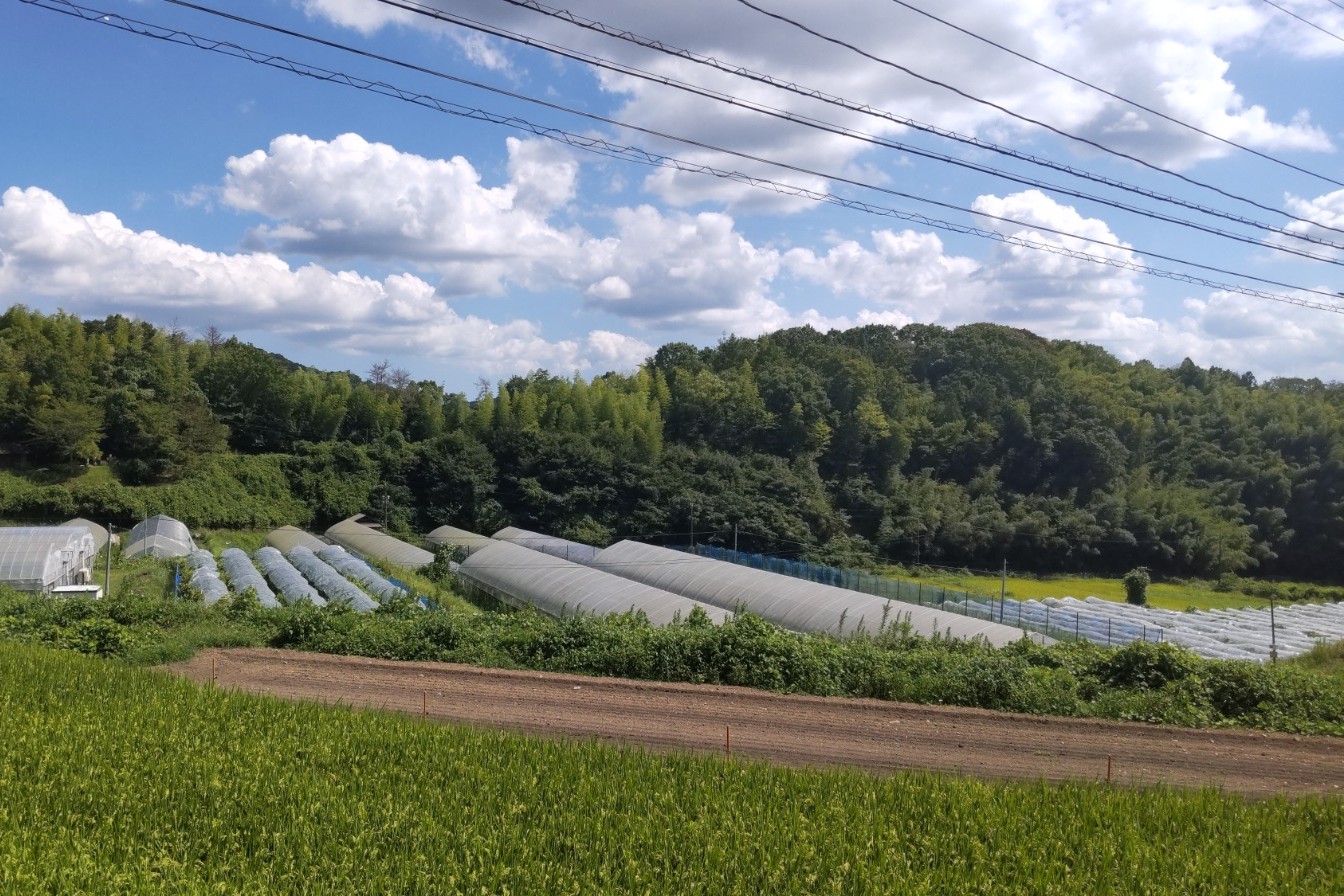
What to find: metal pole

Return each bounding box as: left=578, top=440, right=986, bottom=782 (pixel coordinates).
left=733, top=523, right=738, bottom=554
left=1269, top=595, right=1278, bottom=664
left=999, top=559, right=1007, bottom=622
left=104, top=521, right=112, bottom=598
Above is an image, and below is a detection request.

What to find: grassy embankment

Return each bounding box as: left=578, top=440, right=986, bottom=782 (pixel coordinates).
left=1, top=641, right=1340, bottom=895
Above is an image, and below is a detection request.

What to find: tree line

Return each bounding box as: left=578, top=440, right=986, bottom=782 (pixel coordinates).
left=2, top=304, right=1342, bottom=580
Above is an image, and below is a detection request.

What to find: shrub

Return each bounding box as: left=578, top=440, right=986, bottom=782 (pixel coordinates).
left=1122, top=566, right=1150, bottom=606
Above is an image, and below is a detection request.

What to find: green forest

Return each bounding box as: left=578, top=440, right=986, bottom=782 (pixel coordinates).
left=2, top=304, right=1342, bottom=581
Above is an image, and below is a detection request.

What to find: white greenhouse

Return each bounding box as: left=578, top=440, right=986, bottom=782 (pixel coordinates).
left=425, top=525, right=496, bottom=557
left=0, top=526, right=98, bottom=593
left=458, top=540, right=732, bottom=627
left=325, top=516, right=434, bottom=569
left=63, top=518, right=111, bottom=554
left=591, top=540, right=1047, bottom=646
left=123, top=515, right=194, bottom=560
left=266, top=526, right=328, bottom=554
left=492, top=526, right=600, bottom=565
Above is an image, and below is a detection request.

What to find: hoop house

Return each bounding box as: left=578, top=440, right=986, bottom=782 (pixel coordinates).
left=63, top=518, right=110, bottom=555
left=0, top=526, right=97, bottom=593
left=325, top=517, right=433, bottom=569
left=123, top=515, right=194, bottom=560
left=266, top=526, right=327, bottom=553
left=458, top=541, right=730, bottom=626
left=492, top=527, right=599, bottom=565
left=425, top=525, right=495, bottom=557
left=592, top=541, right=1046, bottom=646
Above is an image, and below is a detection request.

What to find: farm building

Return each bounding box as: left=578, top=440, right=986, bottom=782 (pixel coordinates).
left=0, top=526, right=98, bottom=593
left=123, top=515, right=194, bottom=560
left=325, top=516, right=434, bottom=569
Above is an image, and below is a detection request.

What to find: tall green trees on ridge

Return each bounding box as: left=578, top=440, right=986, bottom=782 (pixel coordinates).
left=3, top=304, right=1344, bottom=580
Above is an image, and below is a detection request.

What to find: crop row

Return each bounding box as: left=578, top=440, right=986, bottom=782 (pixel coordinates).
left=1, top=642, right=1340, bottom=895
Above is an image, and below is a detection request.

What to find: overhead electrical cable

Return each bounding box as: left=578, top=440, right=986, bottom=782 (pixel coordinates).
left=1258, top=0, right=1344, bottom=44
left=729, top=0, right=1344, bottom=199
left=359, top=0, right=1344, bottom=264
left=130, top=1, right=1344, bottom=298
left=23, top=0, right=1344, bottom=314
left=470, top=0, right=1344, bottom=250
left=885, top=0, right=1344, bottom=183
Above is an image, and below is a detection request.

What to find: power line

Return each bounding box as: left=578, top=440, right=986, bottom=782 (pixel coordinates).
left=490, top=0, right=1344, bottom=248
left=885, top=0, right=1344, bottom=182
left=26, top=0, right=1344, bottom=314
left=730, top=0, right=1344, bottom=199
left=137, top=0, right=1344, bottom=307
left=1259, top=0, right=1344, bottom=44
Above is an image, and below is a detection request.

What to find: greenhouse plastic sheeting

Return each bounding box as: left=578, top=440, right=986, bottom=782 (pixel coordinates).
left=190, top=567, right=230, bottom=605
left=592, top=541, right=1046, bottom=646
left=185, top=549, right=217, bottom=572
left=266, top=526, right=328, bottom=553
left=317, top=545, right=407, bottom=603
left=124, top=515, right=194, bottom=560
left=325, top=518, right=434, bottom=569
left=0, top=526, right=97, bottom=592
left=253, top=547, right=325, bottom=606
left=425, top=525, right=495, bottom=557
left=492, top=527, right=600, bottom=565
left=219, top=548, right=279, bottom=608
left=458, top=540, right=731, bottom=627
left=63, top=518, right=110, bottom=554
left=288, top=546, right=379, bottom=612
left=1033, top=596, right=1344, bottom=662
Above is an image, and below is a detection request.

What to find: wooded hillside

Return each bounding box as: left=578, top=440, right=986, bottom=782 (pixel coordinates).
left=3, top=305, right=1342, bottom=580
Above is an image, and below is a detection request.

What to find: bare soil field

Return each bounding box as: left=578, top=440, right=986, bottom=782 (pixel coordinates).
left=166, top=647, right=1344, bottom=797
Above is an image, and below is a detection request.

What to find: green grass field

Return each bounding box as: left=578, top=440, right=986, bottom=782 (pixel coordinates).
left=1, top=642, right=1340, bottom=895
left=887, top=568, right=1277, bottom=611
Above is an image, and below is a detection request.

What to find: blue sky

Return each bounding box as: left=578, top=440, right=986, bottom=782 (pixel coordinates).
left=3, top=0, right=1344, bottom=393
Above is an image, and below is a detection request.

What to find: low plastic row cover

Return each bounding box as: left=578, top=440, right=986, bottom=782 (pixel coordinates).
left=190, top=567, right=230, bottom=605
left=219, top=548, right=280, bottom=609
left=287, top=546, right=379, bottom=612
left=317, top=545, right=407, bottom=602
left=252, top=546, right=324, bottom=607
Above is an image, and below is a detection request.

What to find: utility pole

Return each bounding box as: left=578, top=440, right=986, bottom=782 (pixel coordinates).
left=104, top=521, right=112, bottom=598
left=999, top=559, right=1007, bottom=623
left=1269, top=593, right=1278, bottom=664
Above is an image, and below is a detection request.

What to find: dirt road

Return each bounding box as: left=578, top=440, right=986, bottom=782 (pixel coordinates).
left=166, top=647, right=1344, bottom=797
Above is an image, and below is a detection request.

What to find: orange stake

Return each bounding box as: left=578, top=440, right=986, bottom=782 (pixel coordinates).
left=725, top=725, right=731, bottom=756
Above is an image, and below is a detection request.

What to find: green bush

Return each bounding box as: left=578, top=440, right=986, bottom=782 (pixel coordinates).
left=1122, top=566, right=1150, bottom=606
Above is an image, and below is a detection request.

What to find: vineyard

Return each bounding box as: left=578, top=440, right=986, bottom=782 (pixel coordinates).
left=2, top=642, right=1341, bottom=895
